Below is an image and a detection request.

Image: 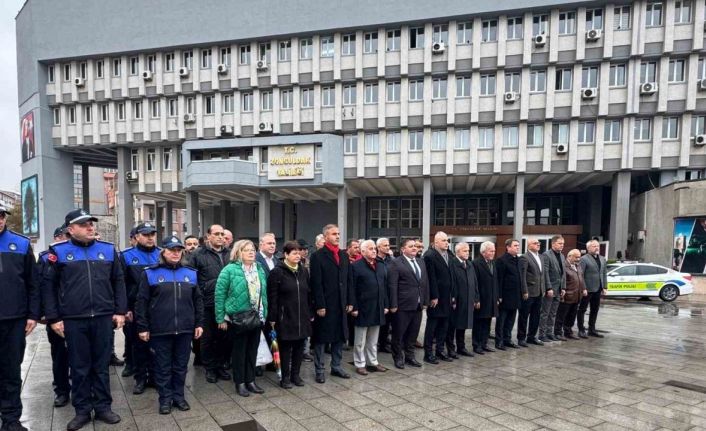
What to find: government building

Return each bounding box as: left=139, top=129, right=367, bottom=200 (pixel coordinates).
left=17, top=0, right=706, bottom=258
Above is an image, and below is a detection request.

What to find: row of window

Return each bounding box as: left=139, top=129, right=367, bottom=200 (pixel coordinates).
left=129, top=148, right=178, bottom=172
left=434, top=195, right=575, bottom=226
left=48, top=2, right=704, bottom=83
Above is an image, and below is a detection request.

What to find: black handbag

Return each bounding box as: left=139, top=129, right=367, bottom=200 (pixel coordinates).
left=228, top=280, right=262, bottom=335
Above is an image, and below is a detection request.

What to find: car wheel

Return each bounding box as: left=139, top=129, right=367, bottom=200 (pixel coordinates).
left=659, top=285, right=679, bottom=302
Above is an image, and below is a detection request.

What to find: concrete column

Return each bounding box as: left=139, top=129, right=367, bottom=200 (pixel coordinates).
left=116, top=147, right=135, bottom=249
left=283, top=199, right=294, bottom=241
left=337, top=187, right=347, bottom=245
left=219, top=199, right=229, bottom=228
left=349, top=198, right=361, bottom=240
left=513, top=175, right=525, bottom=241
left=422, top=177, right=432, bottom=250
left=81, top=164, right=90, bottom=211
left=608, top=171, right=631, bottom=259
left=165, top=201, right=174, bottom=237
left=259, top=190, right=271, bottom=236
left=359, top=198, right=367, bottom=241
left=501, top=192, right=511, bottom=225
left=185, top=191, right=200, bottom=237
left=155, top=203, right=164, bottom=238
left=588, top=186, right=603, bottom=238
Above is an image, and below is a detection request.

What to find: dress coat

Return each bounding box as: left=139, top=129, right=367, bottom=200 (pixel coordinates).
left=387, top=255, right=430, bottom=311
left=309, top=245, right=350, bottom=343
left=472, top=257, right=499, bottom=319
left=521, top=252, right=546, bottom=298
left=349, top=258, right=388, bottom=327
left=423, top=248, right=456, bottom=318
left=564, top=262, right=585, bottom=304
left=266, top=262, right=312, bottom=341
left=449, top=257, right=479, bottom=330
left=496, top=252, right=527, bottom=310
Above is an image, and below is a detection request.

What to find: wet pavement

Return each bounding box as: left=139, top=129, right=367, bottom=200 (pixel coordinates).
left=17, top=294, right=706, bottom=431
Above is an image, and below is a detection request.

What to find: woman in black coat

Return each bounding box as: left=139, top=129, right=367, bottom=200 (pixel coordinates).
left=267, top=241, right=312, bottom=389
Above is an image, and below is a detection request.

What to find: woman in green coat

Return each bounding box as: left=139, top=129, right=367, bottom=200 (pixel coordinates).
left=215, top=239, right=268, bottom=397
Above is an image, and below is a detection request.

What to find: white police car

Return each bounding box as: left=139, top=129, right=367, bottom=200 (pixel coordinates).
left=606, top=262, right=694, bottom=302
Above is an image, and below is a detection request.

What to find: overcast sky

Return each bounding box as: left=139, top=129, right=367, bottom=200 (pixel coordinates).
left=0, top=0, right=26, bottom=193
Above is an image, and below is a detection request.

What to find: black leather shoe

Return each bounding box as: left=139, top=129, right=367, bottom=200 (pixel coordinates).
left=394, top=359, right=405, bottom=369
left=437, top=353, right=453, bottom=362
left=424, top=355, right=439, bottom=364
left=66, top=415, right=91, bottom=431
left=133, top=380, right=146, bottom=395
left=578, top=330, right=588, bottom=339
left=217, top=369, right=232, bottom=381
left=506, top=342, right=519, bottom=349
left=159, top=403, right=172, bottom=415
left=206, top=370, right=218, bottom=383
left=173, top=400, right=190, bottom=411
left=246, top=382, right=265, bottom=394
left=4, top=422, right=28, bottom=431
left=447, top=351, right=459, bottom=359
left=109, top=354, right=125, bottom=367
left=302, top=353, right=314, bottom=362
left=280, top=379, right=293, bottom=389
left=292, top=375, right=305, bottom=386
left=94, top=410, right=121, bottom=424
left=331, top=369, right=351, bottom=379
left=566, top=333, right=579, bottom=340
left=482, top=346, right=495, bottom=352
left=405, top=358, right=422, bottom=367
left=527, top=338, right=544, bottom=346
left=588, top=331, right=604, bottom=338
left=315, top=374, right=326, bottom=384
left=554, top=334, right=567, bottom=341
left=54, top=393, right=70, bottom=408
left=121, top=365, right=135, bottom=377
left=457, top=348, right=474, bottom=357
left=517, top=340, right=528, bottom=347
left=236, top=383, right=250, bottom=397
left=472, top=348, right=485, bottom=355
left=495, top=343, right=506, bottom=351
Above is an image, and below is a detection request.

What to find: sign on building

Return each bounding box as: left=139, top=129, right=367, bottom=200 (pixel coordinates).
left=267, top=144, right=315, bottom=180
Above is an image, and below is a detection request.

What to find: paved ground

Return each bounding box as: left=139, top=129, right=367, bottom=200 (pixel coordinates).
left=17, top=294, right=706, bottom=431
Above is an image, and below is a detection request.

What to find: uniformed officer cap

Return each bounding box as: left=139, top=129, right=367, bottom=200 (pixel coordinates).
left=136, top=222, right=158, bottom=234
left=129, top=227, right=138, bottom=238
left=53, top=225, right=66, bottom=238
left=162, top=235, right=185, bottom=249
left=0, top=204, right=11, bottom=215
left=65, top=208, right=98, bottom=226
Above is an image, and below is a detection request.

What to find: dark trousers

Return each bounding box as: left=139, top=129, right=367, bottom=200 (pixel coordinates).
left=192, top=338, right=202, bottom=364
left=445, top=327, right=467, bottom=352
left=391, top=309, right=422, bottom=362
left=577, top=291, right=602, bottom=332
left=0, top=318, right=25, bottom=425
left=202, top=307, right=233, bottom=373
left=229, top=326, right=260, bottom=384
left=378, top=314, right=392, bottom=348
left=47, top=324, right=70, bottom=396
left=151, top=333, right=192, bottom=405
left=347, top=314, right=355, bottom=346
left=555, top=302, right=579, bottom=336
left=64, top=315, right=113, bottom=416
left=122, top=321, right=133, bottom=365
left=279, top=339, right=305, bottom=381
left=517, top=296, right=543, bottom=341
left=423, top=316, right=448, bottom=356
left=495, top=308, right=518, bottom=345
left=314, top=341, right=343, bottom=374
left=133, top=335, right=152, bottom=382
left=472, top=317, right=491, bottom=349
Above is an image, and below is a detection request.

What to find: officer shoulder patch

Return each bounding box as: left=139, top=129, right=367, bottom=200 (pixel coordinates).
left=98, top=252, right=105, bottom=260
left=158, top=275, right=165, bottom=283
left=47, top=253, right=57, bottom=263
left=9, top=243, right=17, bottom=251
left=184, top=276, right=190, bottom=282
left=132, top=257, right=139, bottom=264
left=66, top=253, right=74, bottom=261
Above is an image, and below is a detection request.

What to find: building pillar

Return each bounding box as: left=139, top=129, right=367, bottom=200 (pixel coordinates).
left=116, top=147, right=135, bottom=249
left=155, top=203, right=164, bottom=238
left=349, top=198, right=361, bottom=240
left=608, top=171, right=631, bottom=259
left=283, top=199, right=294, bottom=241
left=185, top=191, right=200, bottom=237
left=359, top=197, right=367, bottom=240
left=81, top=164, right=90, bottom=212
left=513, top=175, right=525, bottom=241
left=337, top=186, right=347, bottom=245
left=165, top=201, right=174, bottom=237
left=588, top=186, right=603, bottom=239
left=219, top=199, right=229, bottom=228
left=422, top=177, right=432, bottom=250
left=259, top=189, right=271, bottom=236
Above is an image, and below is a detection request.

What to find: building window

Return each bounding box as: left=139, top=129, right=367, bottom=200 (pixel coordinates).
left=605, top=120, right=622, bottom=142
left=699, top=58, right=706, bottom=79
left=674, top=0, right=692, bottom=23
left=261, top=91, right=273, bottom=111
left=640, top=61, right=657, bottom=84
left=505, top=72, right=521, bottom=93
left=668, top=59, right=686, bottom=82
left=386, top=29, right=401, bottom=51
left=204, top=95, right=214, bottom=115
left=278, top=41, right=291, bottom=62
left=242, top=93, right=253, bottom=112
left=456, top=76, right=471, bottom=97
left=555, top=68, right=572, bottom=91
left=387, top=131, right=401, bottom=152
left=614, top=6, right=631, bottom=29
left=559, top=12, right=576, bottom=35
left=84, top=105, right=92, bottom=123
left=299, top=38, right=312, bottom=59
left=431, top=130, right=447, bottom=150
left=168, top=98, right=178, bottom=117
left=130, top=149, right=139, bottom=171
left=479, top=127, right=494, bottom=149
left=162, top=148, right=172, bottom=171
left=400, top=199, right=422, bottom=229
left=129, top=57, right=139, bottom=75
left=343, top=84, right=357, bottom=105
left=578, top=121, right=595, bottom=143
left=320, top=36, right=334, bottom=57
left=533, top=14, right=549, bottom=36
left=663, top=117, right=680, bottom=140
left=68, top=106, right=76, bottom=125
left=528, top=124, right=544, bottom=147
left=586, top=9, right=603, bottom=30
left=100, top=104, right=109, bottom=122
left=409, top=80, right=424, bottom=101
left=409, top=27, right=425, bottom=49
left=280, top=89, right=293, bottom=109
left=457, top=21, right=473, bottom=44
left=455, top=128, right=470, bottom=149
left=258, top=43, right=271, bottom=63
left=223, top=94, right=233, bottom=113
left=369, top=199, right=398, bottom=230
left=95, top=60, right=103, bottom=78
left=365, top=133, right=379, bottom=153
left=146, top=55, right=155, bottom=73
left=146, top=149, right=156, bottom=171
left=387, top=81, right=401, bottom=102
left=112, top=58, right=121, bottom=77
left=150, top=100, right=160, bottom=118
left=507, top=17, right=523, bottom=40
left=432, top=78, right=447, bottom=99
left=133, top=101, right=142, bottom=119
left=530, top=70, right=546, bottom=92
left=609, top=64, right=627, bottom=86
left=480, top=74, right=496, bottom=95
left=239, top=46, right=251, bottom=64
left=634, top=118, right=652, bottom=141
left=503, top=125, right=519, bottom=148
left=117, top=102, right=125, bottom=121
left=525, top=195, right=575, bottom=225
left=63, top=64, right=71, bottom=81
left=435, top=198, right=464, bottom=226
left=470, top=197, right=501, bottom=225
left=220, top=47, right=231, bottom=66
left=185, top=97, right=194, bottom=115
left=53, top=108, right=60, bottom=125
left=321, top=87, right=335, bottom=107
left=363, top=32, right=378, bottom=53
left=552, top=123, right=569, bottom=145
left=78, top=62, right=87, bottom=79
left=432, top=24, right=448, bottom=44
left=692, top=115, right=706, bottom=136
left=582, top=66, right=599, bottom=88
left=646, top=2, right=663, bottom=27
left=481, top=19, right=498, bottom=42
left=182, top=50, right=193, bottom=69
left=342, top=34, right=356, bottom=56
left=344, top=134, right=358, bottom=154
left=301, top=88, right=314, bottom=108
left=408, top=130, right=423, bottom=151
left=48, top=65, right=55, bottom=82
left=364, top=83, right=379, bottom=104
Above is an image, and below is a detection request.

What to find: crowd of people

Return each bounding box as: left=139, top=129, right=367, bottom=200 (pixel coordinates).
left=0, top=204, right=609, bottom=431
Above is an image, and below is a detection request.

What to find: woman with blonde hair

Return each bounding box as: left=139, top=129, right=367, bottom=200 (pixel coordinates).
left=215, top=239, right=268, bottom=397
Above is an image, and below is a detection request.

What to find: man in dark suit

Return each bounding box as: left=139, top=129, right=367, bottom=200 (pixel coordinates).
left=472, top=241, right=499, bottom=355
left=375, top=238, right=394, bottom=353
left=518, top=238, right=547, bottom=346
left=495, top=239, right=527, bottom=350
left=446, top=242, right=479, bottom=357
left=539, top=235, right=567, bottom=342
left=256, top=232, right=278, bottom=278
left=309, top=224, right=352, bottom=383
left=578, top=240, right=608, bottom=338
left=423, top=232, right=456, bottom=364
left=387, top=238, right=429, bottom=369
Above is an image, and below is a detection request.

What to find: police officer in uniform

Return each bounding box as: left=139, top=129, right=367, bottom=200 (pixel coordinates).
left=0, top=204, right=40, bottom=431
left=119, top=222, right=160, bottom=394
left=42, top=209, right=127, bottom=431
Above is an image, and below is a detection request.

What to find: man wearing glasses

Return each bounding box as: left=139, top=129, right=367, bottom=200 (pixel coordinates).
left=518, top=238, right=546, bottom=346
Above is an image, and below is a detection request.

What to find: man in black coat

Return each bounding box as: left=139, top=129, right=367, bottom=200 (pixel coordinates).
left=518, top=238, right=547, bottom=346
left=472, top=241, right=499, bottom=355
left=446, top=242, right=479, bottom=357
left=375, top=238, right=394, bottom=353
left=309, top=224, right=352, bottom=383
left=387, top=238, right=429, bottom=369
left=495, top=239, right=528, bottom=350
left=423, top=232, right=456, bottom=364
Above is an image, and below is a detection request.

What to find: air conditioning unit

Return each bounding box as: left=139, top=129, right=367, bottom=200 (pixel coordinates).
left=586, top=29, right=603, bottom=41
left=216, top=63, right=228, bottom=74
left=581, top=88, right=597, bottom=99
left=258, top=122, right=273, bottom=133
left=556, top=143, right=568, bottom=154
left=695, top=135, right=706, bottom=146
left=699, top=79, right=706, bottom=91
left=504, top=92, right=518, bottom=103
left=533, top=34, right=547, bottom=47
left=640, top=82, right=657, bottom=95
left=141, top=70, right=153, bottom=81
left=126, top=171, right=138, bottom=182
left=178, top=67, right=189, bottom=78
left=183, top=113, right=196, bottom=123
left=256, top=60, right=268, bottom=71
left=73, top=77, right=85, bottom=87
left=220, top=125, right=234, bottom=136
left=432, top=42, right=446, bottom=54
